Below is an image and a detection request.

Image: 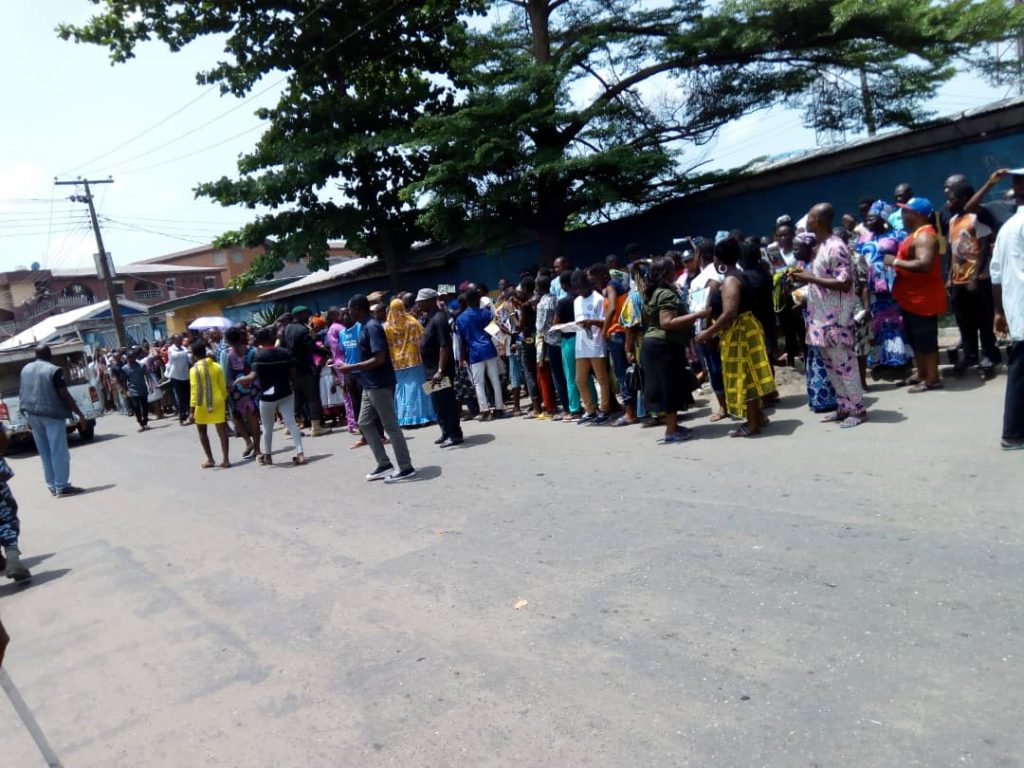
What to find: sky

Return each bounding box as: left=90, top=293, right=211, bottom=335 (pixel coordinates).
left=0, top=0, right=1015, bottom=273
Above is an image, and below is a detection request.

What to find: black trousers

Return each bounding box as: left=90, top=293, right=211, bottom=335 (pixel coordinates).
left=170, top=378, right=190, bottom=422
left=292, top=370, right=322, bottom=421
left=951, top=280, right=1001, bottom=364
left=129, top=395, right=149, bottom=427
left=1004, top=341, right=1024, bottom=442
left=430, top=385, right=463, bottom=441
left=778, top=306, right=806, bottom=367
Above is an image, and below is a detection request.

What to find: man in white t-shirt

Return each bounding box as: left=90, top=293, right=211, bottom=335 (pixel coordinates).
left=165, top=335, right=192, bottom=425
left=990, top=167, right=1024, bottom=449
left=571, top=269, right=612, bottom=424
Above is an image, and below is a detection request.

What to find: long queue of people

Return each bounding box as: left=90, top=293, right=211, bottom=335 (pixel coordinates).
left=90, top=166, right=1024, bottom=477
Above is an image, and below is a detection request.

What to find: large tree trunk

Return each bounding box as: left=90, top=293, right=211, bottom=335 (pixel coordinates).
left=535, top=224, right=566, bottom=268
left=378, top=226, right=402, bottom=292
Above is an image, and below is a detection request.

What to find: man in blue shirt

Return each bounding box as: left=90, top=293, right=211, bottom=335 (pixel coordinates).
left=337, top=294, right=415, bottom=483
left=455, top=286, right=505, bottom=420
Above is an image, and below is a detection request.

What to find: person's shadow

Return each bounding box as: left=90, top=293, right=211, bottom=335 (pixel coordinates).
left=0, top=568, right=71, bottom=597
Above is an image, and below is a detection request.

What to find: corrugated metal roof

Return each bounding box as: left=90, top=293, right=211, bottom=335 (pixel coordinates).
left=0, top=299, right=149, bottom=350
left=257, top=256, right=378, bottom=301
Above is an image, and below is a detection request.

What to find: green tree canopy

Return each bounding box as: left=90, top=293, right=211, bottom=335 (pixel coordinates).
left=412, top=0, right=1024, bottom=263
left=60, top=1, right=478, bottom=286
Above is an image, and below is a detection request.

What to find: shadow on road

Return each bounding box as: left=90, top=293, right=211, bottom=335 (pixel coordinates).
left=0, top=568, right=72, bottom=597
left=450, top=433, right=495, bottom=448
left=21, top=553, right=55, bottom=570
left=407, top=465, right=442, bottom=482
left=866, top=409, right=908, bottom=424
left=80, top=484, right=117, bottom=494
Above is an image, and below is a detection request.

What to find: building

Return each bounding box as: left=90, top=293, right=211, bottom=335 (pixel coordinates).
left=131, top=241, right=356, bottom=285
left=0, top=299, right=151, bottom=351
left=50, top=263, right=224, bottom=307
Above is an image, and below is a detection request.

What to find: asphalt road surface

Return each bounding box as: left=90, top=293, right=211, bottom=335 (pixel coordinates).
left=1, top=373, right=1021, bottom=767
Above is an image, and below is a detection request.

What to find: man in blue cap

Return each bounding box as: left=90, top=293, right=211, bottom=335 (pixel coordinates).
left=885, top=196, right=947, bottom=392
left=991, top=167, right=1024, bottom=449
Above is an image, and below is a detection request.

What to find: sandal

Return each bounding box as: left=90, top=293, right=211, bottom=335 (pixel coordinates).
left=708, top=410, right=728, bottom=423
left=729, top=425, right=760, bottom=438
left=908, top=381, right=943, bottom=393
left=242, top=445, right=256, bottom=459
left=839, top=415, right=866, bottom=429
left=897, top=377, right=922, bottom=387
left=612, top=416, right=637, bottom=427
left=658, top=431, right=691, bottom=444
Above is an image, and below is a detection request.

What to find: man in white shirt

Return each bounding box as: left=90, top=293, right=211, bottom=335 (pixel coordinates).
left=571, top=269, right=612, bottom=424
left=165, top=335, right=192, bottom=425
left=990, top=167, right=1024, bottom=449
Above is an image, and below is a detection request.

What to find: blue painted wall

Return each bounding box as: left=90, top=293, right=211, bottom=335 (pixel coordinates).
left=235, top=130, right=1024, bottom=311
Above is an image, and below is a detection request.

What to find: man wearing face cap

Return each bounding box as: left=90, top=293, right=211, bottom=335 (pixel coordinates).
left=990, top=167, right=1024, bottom=449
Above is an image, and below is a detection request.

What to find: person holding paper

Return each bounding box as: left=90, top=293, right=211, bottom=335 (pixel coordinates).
left=456, top=286, right=505, bottom=421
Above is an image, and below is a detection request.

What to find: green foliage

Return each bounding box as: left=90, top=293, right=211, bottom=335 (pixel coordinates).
left=250, top=303, right=293, bottom=329
left=59, top=0, right=481, bottom=286
left=412, top=0, right=1024, bottom=262
left=59, top=0, right=1024, bottom=271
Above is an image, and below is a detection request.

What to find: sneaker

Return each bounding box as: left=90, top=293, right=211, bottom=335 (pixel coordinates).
left=980, top=357, right=996, bottom=379
left=440, top=437, right=464, bottom=447
left=56, top=485, right=85, bottom=497
left=577, top=412, right=597, bottom=425
left=365, top=463, right=394, bottom=481
left=384, top=467, right=417, bottom=484
left=592, top=412, right=611, bottom=425
left=434, top=435, right=448, bottom=445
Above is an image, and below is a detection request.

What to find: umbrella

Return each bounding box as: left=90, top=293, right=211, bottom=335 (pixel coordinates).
left=187, top=316, right=233, bottom=331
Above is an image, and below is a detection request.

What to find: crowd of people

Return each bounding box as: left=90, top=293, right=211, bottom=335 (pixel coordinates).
left=3, top=166, right=1022, bottom=586
left=77, top=167, right=1024, bottom=467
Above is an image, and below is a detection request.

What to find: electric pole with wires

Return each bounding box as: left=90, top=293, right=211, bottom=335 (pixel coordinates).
left=53, top=177, right=127, bottom=347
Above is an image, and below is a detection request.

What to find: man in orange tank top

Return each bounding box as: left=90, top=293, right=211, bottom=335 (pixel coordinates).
left=885, top=197, right=946, bottom=392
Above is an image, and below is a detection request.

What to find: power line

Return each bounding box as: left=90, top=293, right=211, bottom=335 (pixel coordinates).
left=58, top=0, right=338, bottom=177
left=115, top=123, right=267, bottom=175
left=67, top=0, right=405, bottom=177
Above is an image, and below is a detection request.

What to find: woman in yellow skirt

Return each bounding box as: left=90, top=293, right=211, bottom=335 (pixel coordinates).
left=696, top=238, right=777, bottom=437
left=189, top=341, right=230, bottom=468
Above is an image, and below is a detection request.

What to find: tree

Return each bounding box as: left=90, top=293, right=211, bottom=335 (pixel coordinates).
left=412, top=0, right=1024, bottom=264
left=59, top=1, right=477, bottom=288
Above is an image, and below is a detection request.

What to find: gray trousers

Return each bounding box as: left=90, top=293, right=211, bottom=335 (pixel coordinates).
left=359, top=387, right=412, bottom=472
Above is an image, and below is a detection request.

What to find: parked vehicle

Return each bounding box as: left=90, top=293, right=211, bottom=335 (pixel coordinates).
left=0, top=342, right=103, bottom=444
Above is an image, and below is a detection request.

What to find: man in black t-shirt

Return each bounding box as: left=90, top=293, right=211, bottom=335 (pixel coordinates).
left=417, top=288, right=463, bottom=447
left=283, top=306, right=328, bottom=436
left=337, top=295, right=415, bottom=483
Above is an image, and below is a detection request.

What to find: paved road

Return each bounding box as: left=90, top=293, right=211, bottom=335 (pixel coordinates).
left=0, top=374, right=1020, bottom=767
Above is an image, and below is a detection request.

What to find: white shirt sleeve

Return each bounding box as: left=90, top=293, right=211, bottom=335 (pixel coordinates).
left=991, top=229, right=1006, bottom=286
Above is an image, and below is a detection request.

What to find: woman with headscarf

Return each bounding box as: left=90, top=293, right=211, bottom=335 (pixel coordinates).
left=384, top=298, right=437, bottom=427
left=640, top=256, right=704, bottom=443
left=696, top=239, right=777, bottom=437
left=856, top=200, right=911, bottom=375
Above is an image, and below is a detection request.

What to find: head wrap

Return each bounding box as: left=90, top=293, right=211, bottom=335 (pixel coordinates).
left=868, top=200, right=894, bottom=219
left=794, top=231, right=817, bottom=249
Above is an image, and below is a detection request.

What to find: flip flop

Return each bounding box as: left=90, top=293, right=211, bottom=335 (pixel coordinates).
left=897, top=377, right=922, bottom=387
left=820, top=412, right=848, bottom=423
left=839, top=415, right=866, bottom=429
left=729, top=425, right=760, bottom=438
left=908, top=381, right=943, bottom=393
left=708, top=410, right=728, bottom=423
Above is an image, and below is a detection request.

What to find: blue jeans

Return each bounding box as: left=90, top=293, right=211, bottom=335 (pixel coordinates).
left=607, top=332, right=632, bottom=405
left=26, top=414, right=72, bottom=493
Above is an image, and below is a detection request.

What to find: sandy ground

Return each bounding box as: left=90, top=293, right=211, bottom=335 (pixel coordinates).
left=0, top=369, right=1021, bottom=767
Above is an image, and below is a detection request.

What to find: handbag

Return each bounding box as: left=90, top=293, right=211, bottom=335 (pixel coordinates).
left=624, top=362, right=644, bottom=394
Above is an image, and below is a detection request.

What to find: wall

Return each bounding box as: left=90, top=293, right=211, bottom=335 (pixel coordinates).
left=229, top=127, right=1024, bottom=316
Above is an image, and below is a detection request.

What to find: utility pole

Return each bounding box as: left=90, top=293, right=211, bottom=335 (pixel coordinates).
left=54, top=177, right=127, bottom=347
